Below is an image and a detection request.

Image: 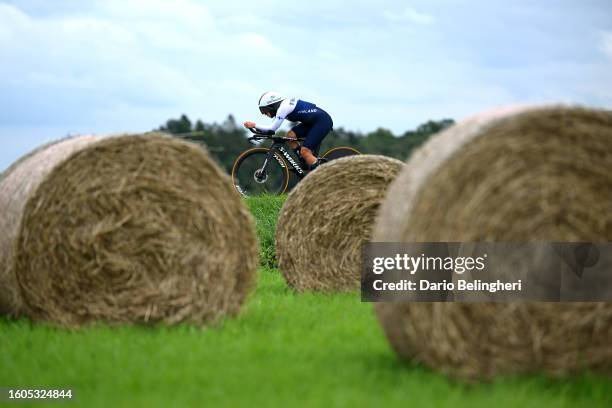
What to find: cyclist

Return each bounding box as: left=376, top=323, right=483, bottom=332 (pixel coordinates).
left=243, top=91, right=333, bottom=170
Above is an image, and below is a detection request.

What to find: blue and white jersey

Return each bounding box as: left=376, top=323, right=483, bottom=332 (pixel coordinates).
left=255, top=98, right=331, bottom=133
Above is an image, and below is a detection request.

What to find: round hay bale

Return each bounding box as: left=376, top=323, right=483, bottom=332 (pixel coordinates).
left=0, top=136, right=99, bottom=316
left=374, top=105, right=612, bottom=380
left=276, top=155, right=403, bottom=291
left=0, top=134, right=258, bottom=327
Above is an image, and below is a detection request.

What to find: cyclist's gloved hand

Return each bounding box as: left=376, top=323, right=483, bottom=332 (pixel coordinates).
left=244, top=121, right=256, bottom=129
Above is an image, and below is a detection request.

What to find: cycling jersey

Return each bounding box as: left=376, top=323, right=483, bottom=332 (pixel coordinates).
left=255, top=98, right=330, bottom=132
left=255, top=98, right=334, bottom=153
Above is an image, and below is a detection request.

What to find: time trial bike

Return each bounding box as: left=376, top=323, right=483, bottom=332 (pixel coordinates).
left=231, top=127, right=360, bottom=196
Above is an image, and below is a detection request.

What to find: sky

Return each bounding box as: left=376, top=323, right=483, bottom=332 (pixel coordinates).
left=1, top=0, right=611, bottom=171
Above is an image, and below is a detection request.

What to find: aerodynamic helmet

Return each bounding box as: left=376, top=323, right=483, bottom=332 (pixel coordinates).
left=258, top=91, right=285, bottom=117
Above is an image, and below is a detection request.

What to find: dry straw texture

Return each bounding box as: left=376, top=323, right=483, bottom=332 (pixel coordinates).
left=0, top=134, right=258, bottom=327
left=374, top=106, right=612, bottom=381
left=276, top=155, right=403, bottom=292
left=0, top=136, right=99, bottom=315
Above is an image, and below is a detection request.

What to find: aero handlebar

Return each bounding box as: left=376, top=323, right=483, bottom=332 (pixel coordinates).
left=246, top=127, right=304, bottom=143
left=247, top=127, right=274, bottom=136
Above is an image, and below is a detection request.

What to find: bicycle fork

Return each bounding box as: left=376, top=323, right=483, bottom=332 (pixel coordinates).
left=254, top=154, right=271, bottom=182
left=254, top=146, right=283, bottom=182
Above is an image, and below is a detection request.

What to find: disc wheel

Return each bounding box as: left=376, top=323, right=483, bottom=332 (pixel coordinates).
left=320, top=146, right=361, bottom=162
left=232, top=148, right=289, bottom=196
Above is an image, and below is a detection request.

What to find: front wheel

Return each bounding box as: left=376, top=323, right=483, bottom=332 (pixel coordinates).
left=231, top=148, right=290, bottom=196
left=320, top=146, right=361, bottom=162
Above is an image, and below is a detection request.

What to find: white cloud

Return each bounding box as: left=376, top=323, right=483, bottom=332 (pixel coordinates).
left=218, top=13, right=270, bottom=29
left=318, top=50, right=340, bottom=61
left=237, top=33, right=281, bottom=56
left=600, top=31, right=612, bottom=60
left=1, top=0, right=612, bottom=171
left=0, top=3, right=191, bottom=102
left=99, top=0, right=213, bottom=26
left=0, top=0, right=284, bottom=129
left=383, top=7, right=434, bottom=25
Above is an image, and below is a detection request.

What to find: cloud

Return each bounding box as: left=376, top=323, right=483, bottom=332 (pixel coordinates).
left=0, top=0, right=283, bottom=128
left=600, top=31, right=612, bottom=60
left=99, top=0, right=213, bottom=26
left=383, top=7, right=434, bottom=25
left=237, top=33, right=281, bottom=56
left=1, top=0, right=612, bottom=173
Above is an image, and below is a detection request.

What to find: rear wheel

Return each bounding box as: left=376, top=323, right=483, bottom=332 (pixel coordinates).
left=321, top=146, right=361, bottom=162
left=231, top=148, right=289, bottom=196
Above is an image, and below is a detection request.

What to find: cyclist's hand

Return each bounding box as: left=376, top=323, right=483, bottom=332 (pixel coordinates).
left=243, top=121, right=256, bottom=129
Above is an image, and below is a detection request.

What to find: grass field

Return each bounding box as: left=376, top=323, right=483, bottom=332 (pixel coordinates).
left=1, top=196, right=611, bottom=407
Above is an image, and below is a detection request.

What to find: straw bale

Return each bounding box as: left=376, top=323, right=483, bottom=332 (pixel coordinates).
left=276, top=155, right=403, bottom=291
left=0, top=134, right=258, bottom=326
left=374, top=106, right=612, bottom=380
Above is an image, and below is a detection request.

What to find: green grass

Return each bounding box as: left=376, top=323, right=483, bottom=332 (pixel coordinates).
left=1, top=196, right=611, bottom=407
left=245, top=194, right=286, bottom=268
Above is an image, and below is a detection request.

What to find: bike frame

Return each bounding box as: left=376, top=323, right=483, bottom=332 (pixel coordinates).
left=233, top=128, right=360, bottom=196
left=255, top=136, right=308, bottom=180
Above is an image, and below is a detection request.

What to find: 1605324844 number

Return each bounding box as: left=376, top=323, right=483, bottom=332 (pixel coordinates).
left=2, top=388, right=74, bottom=401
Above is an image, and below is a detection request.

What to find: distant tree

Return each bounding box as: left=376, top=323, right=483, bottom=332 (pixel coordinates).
left=156, top=114, right=455, bottom=173
left=358, top=128, right=401, bottom=158
left=179, top=114, right=192, bottom=132
left=416, top=119, right=454, bottom=135
left=159, top=114, right=193, bottom=134
left=195, top=120, right=205, bottom=132
left=222, top=114, right=238, bottom=131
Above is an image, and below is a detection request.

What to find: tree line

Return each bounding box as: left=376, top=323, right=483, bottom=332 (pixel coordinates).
left=157, top=114, right=455, bottom=172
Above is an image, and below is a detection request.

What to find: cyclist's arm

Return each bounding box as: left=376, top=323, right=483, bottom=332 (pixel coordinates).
left=254, top=99, right=295, bottom=133
left=255, top=116, right=284, bottom=133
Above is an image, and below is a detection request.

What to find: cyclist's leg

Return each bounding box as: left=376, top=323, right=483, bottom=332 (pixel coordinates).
left=288, top=123, right=309, bottom=150
left=302, top=115, right=333, bottom=166
left=289, top=124, right=310, bottom=167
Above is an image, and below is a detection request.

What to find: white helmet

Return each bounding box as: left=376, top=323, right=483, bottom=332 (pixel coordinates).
left=258, top=91, right=285, bottom=116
